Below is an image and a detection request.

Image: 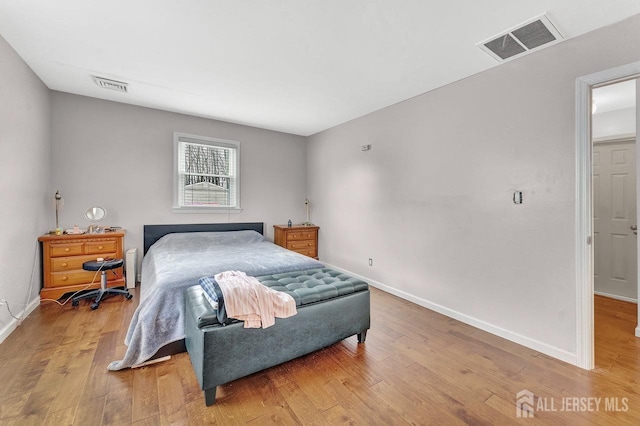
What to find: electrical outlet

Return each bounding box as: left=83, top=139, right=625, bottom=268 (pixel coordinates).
left=368, top=258, right=373, bottom=266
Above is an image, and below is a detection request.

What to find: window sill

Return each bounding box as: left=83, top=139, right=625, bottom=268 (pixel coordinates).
left=172, top=207, right=243, bottom=214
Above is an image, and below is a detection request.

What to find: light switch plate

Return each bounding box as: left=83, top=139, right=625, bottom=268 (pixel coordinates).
left=513, top=191, right=523, bottom=204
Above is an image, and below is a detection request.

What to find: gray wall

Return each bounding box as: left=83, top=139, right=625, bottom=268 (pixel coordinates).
left=307, top=15, right=640, bottom=364
left=50, top=92, right=308, bottom=264
left=0, top=35, right=51, bottom=341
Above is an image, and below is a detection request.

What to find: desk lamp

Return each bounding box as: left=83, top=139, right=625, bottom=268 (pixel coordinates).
left=52, top=190, right=63, bottom=235
left=302, top=198, right=313, bottom=226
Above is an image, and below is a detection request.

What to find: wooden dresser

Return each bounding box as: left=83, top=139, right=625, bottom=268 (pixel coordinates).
left=38, top=231, right=125, bottom=300
left=273, top=225, right=319, bottom=259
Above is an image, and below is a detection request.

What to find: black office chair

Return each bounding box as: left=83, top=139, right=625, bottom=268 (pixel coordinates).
left=72, top=259, right=133, bottom=310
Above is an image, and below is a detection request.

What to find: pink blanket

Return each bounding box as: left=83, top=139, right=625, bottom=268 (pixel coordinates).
left=214, top=270, right=297, bottom=328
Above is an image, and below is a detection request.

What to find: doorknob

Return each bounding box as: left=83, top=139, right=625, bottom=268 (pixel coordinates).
left=631, top=224, right=638, bottom=235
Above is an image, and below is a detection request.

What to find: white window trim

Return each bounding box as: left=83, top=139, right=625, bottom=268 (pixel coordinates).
left=173, top=132, right=241, bottom=213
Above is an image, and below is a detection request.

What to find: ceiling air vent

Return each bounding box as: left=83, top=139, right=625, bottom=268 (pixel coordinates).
left=477, top=14, right=563, bottom=62
left=93, top=76, right=129, bottom=93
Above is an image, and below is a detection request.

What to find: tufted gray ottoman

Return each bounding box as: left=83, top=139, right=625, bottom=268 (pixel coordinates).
left=185, top=268, right=370, bottom=406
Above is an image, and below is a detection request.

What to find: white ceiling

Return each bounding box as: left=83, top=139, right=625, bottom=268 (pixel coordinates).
left=593, top=79, right=636, bottom=115
left=1, top=1, right=639, bottom=136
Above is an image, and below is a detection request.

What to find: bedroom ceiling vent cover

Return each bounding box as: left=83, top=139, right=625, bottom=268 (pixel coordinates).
left=477, top=14, right=563, bottom=62
left=93, top=76, right=129, bottom=93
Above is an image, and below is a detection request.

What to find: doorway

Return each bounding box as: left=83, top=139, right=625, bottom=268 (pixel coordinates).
left=576, top=61, right=640, bottom=370
left=592, top=80, right=637, bottom=302
left=592, top=80, right=638, bottom=370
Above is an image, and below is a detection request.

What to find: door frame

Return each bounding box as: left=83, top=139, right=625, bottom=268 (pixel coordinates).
left=576, top=60, right=640, bottom=369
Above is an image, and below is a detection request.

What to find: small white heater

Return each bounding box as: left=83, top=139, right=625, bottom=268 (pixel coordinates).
left=125, top=248, right=138, bottom=289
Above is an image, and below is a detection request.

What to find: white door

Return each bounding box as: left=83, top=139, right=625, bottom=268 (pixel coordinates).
left=593, top=140, right=637, bottom=300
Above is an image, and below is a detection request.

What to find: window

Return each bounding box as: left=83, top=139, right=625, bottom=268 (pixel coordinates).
left=173, top=132, right=240, bottom=211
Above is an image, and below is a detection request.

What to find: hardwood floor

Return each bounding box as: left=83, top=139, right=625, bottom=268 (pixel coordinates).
left=0, top=289, right=638, bottom=425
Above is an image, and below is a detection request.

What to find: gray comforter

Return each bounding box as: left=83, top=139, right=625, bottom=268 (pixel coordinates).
left=108, top=230, right=323, bottom=370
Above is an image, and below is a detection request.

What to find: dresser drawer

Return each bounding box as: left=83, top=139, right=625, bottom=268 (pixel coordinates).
left=292, top=248, right=317, bottom=258
left=50, top=243, right=84, bottom=257
left=287, top=240, right=316, bottom=251
left=51, top=268, right=123, bottom=287
left=85, top=240, right=118, bottom=254
left=286, top=229, right=317, bottom=241
left=51, top=270, right=101, bottom=287
left=51, top=254, right=112, bottom=272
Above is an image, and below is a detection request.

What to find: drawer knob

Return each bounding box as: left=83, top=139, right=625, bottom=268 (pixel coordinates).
left=62, top=276, right=68, bottom=281
left=64, top=248, right=70, bottom=252
left=62, top=262, right=68, bottom=267
left=98, top=246, right=103, bottom=250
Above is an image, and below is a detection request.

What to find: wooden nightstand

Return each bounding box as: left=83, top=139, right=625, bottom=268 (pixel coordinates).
left=38, top=231, right=125, bottom=300
left=273, top=225, right=319, bottom=259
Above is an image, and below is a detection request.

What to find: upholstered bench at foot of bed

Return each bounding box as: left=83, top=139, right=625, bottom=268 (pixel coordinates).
left=184, top=279, right=370, bottom=406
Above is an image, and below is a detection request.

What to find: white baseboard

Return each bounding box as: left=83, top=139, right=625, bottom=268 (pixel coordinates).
left=594, top=291, right=638, bottom=304
left=323, top=262, right=578, bottom=366
left=0, top=297, right=40, bottom=345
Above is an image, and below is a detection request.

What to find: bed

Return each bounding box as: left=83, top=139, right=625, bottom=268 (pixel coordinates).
left=108, top=222, right=326, bottom=370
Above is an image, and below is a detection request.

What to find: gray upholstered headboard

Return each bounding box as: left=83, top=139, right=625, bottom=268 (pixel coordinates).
left=143, top=222, right=264, bottom=255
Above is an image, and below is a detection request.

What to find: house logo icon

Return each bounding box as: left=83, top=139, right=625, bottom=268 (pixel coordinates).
left=516, top=389, right=535, bottom=418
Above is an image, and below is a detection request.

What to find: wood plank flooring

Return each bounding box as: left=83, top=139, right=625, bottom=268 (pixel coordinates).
left=0, top=289, right=638, bottom=425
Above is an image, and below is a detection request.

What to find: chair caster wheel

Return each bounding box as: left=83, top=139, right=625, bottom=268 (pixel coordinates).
left=91, top=303, right=99, bottom=310
left=72, top=300, right=79, bottom=307
left=126, top=294, right=133, bottom=300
